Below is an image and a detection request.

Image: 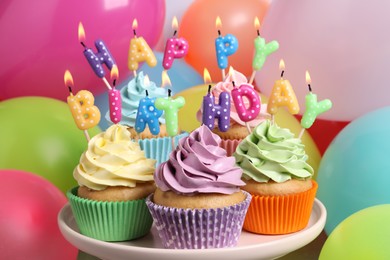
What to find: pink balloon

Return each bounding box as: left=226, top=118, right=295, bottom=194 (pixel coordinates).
left=0, top=170, right=77, bottom=259
left=0, top=0, right=165, bottom=101
left=255, top=0, right=390, bottom=121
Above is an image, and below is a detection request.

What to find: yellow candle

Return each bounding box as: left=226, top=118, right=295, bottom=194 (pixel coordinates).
left=128, top=19, right=157, bottom=71
left=267, top=59, right=300, bottom=115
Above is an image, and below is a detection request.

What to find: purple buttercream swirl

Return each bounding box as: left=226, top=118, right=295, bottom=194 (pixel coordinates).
left=154, top=125, right=245, bottom=195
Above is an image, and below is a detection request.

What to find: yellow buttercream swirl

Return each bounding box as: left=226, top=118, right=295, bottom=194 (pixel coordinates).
left=73, top=124, right=156, bottom=190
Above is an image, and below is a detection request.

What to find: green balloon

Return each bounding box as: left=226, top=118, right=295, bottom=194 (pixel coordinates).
left=0, top=97, right=101, bottom=194
left=319, top=204, right=390, bottom=260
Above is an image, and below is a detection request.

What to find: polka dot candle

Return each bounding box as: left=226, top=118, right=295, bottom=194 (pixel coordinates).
left=155, top=91, right=185, bottom=136
left=215, top=17, right=238, bottom=70
left=231, top=83, right=261, bottom=122
left=135, top=92, right=163, bottom=135
left=267, top=60, right=300, bottom=115
left=162, top=38, right=189, bottom=70
left=108, top=88, right=122, bottom=124
left=202, top=87, right=231, bottom=132
left=67, top=89, right=101, bottom=130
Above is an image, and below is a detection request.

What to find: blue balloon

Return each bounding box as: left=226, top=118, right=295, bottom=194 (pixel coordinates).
left=95, top=52, right=203, bottom=130
left=317, top=106, right=390, bottom=234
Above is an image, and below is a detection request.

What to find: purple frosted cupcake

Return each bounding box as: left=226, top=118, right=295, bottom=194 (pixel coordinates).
left=146, top=125, right=251, bottom=249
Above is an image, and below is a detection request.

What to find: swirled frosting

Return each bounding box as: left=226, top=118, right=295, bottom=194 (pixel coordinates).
left=154, top=125, right=245, bottom=195
left=234, top=120, right=313, bottom=183
left=105, top=71, right=167, bottom=127
left=74, top=124, right=156, bottom=190
left=196, top=69, right=269, bottom=127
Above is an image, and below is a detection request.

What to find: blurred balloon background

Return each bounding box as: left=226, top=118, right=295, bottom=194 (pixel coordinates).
left=0, top=169, right=77, bottom=259
left=0, top=97, right=101, bottom=194
left=319, top=205, right=390, bottom=259
left=0, top=0, right=164, bottom=101
left=317, top=107, right=390, bottom=234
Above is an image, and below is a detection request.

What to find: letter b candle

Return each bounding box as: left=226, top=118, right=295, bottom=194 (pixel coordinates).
left=202, top=86, right=231, bottom=132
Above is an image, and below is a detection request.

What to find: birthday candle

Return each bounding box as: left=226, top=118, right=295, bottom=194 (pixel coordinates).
left=78, top=22, right=116, bottom=78
left=231, top=83, right=261, bottom=122
left=202, top=69, right=231, bottom=132
left=162, top=16, right=189, bottom=70
left=301, top=71, right=333, bottom=129
left=108, top=65, right=122, bottom=124
left=128, top=19, right=157, bottom=72
left=135, top=90, right=163, bottom=135
left=267, top=59, right=300, bottom=115
left=215, top=16, right=238, bottom=73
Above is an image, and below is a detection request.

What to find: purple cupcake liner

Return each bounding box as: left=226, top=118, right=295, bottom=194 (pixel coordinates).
left=138, top=132, right=188, bottom=167
left=146, top=191, right=251, bottom=249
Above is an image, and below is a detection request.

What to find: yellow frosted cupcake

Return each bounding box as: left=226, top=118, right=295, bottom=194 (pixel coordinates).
left=68, top=124, right=156, bottom=241
left=234, top=120, right=317, bottom=234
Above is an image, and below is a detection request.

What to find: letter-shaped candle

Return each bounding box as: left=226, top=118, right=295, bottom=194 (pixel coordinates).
left=78, top=22, right=116, bottom=78
left=301, top=71, right=333, bottom=128
left=162, top=17, right=189, bottom=70
left=135, top=90, right=163, bottom=135
left=64, top=70, right=101, bottom=130
left=267, top=60, right=300, bottom=115
left=202, top=69, right=230, bottom=131
left=231, top=83, right=261, bottom=122
left=155, top=91, right=185, bottom=136
left=128, top=19, right=157, bottom=71
left=108, top=65, right=122, bottom=124
left=215, top=16, right=238, bottom=70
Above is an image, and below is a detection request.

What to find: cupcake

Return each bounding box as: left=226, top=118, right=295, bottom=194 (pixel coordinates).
left=146, top=125, right=251, bottom=249
left=105, top=71, right=187, bottom=166
left=234, top=120, right=317, bottom=235
left=67, top=124, right=156, bottom=241
left=197, top=69, right=269, bottom=156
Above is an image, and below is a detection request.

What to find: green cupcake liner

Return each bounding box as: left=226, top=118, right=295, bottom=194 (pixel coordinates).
left=67, top=187, right=153, bottom=242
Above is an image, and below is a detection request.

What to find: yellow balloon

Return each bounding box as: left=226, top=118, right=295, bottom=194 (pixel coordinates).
left=174, top=85, right=321, bottom=178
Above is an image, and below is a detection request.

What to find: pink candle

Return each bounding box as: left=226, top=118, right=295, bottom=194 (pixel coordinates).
left=162, top=17, right=189, bottom=70
left=107, top=65, right=122, bottom=124
left=231, top=83, right=261, bottom=122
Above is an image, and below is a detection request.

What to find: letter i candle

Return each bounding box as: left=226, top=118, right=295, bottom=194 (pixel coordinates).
left=64, top=70, right=101, bottom=142
left=162, top=16, right=189, bottom=70
left=298, top=71, right=333, bottom=139
left=215, top=16, right=238, bottom=79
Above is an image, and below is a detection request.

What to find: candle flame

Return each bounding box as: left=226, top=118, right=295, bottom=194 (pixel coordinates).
left=203, top=68, right=212, bottom=84
left=172, top=16, right=178, bottom=30
left=78, top=22, right=86, bottom=43
left=279, top=59, right=285, bottom=71
left=254, top=17, right=260, bottom=30
left=215, top=16, right=222, bottom=29
left=161, top=70, right=171, bottom=88
left=305, top=70, right=312, bottom=85
left=110, top=64, right=119, bottom=82
left=132, top=19, right=138, bottom=30
left=64, top=70, right=74, bottom=88
left=228, top=66, right=234, bottom=76
left=144, top=74, right=150, bottom=86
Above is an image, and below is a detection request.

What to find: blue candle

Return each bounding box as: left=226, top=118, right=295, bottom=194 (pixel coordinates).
left=135, top=90, right=163, bottom=135
left=215, top=16, right=238, bottom=70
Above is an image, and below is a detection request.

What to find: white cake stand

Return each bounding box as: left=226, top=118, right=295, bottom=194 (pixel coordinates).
left=58, top=198, right=326, bottom=260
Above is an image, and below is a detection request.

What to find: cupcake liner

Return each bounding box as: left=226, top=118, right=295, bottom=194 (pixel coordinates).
left=138, top=132, right=188, bottom=167
left=67, top=187, right=153, bottom=242
left=243, top=180, right=318, bottom=235
left=219, top=139, right=242, bottom=156
left=146, top=191, right=251, bottom=249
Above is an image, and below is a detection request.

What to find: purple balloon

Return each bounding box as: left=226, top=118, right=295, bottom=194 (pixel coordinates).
left=0, top=0, right=165, bottom=101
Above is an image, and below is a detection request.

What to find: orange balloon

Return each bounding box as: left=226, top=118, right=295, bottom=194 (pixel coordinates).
left=180, top=0, right=270, bottom=82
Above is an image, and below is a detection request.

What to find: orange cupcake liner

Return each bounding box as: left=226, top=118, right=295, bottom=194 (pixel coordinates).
left=219, top=139, right=242, bottom=156
left=243, top=180, right=318, bottom=235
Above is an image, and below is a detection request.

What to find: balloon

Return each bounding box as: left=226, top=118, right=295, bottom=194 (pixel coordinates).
left=0, top=169, right=77, bottom=259
left=95, top=52, right=203, bottom=130
left=175, top=85, right=321, bottom=177
left=181, top=0, right=270, bottom=82
left=155, top=0, right=196, bottom=51
left=319, top=204, right=390, bottom=260
left=0, top=0, right=165, bottom=101
left=257, top=0, right=390, bottom=121
left=0, top=97, right=101, bottom=193
left=295, top=115, right=350, bottom=155
left=317, top=107, right=390, bottom=234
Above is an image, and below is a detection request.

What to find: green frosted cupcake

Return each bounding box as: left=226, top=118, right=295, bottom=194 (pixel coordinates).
left=68, top=124, right=156, bottom=241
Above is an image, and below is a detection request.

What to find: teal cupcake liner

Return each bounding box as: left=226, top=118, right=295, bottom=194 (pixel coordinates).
left=138, top=132, right=188, bottom=167
left=67, top=187, right=153, bottom=242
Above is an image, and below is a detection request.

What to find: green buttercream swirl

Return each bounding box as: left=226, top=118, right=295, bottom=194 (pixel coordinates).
left=234, top=120, right=313, bottom=183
